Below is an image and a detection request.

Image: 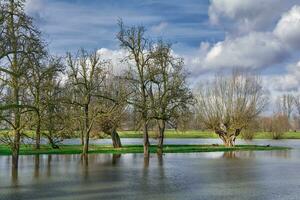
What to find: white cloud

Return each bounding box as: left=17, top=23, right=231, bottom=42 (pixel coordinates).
left=151, top=22, right=168, bottom=33
left=24, top=0, right=46, bottom=19
left=209, top=0, right=298, bottom=34
left=203, top=32, right=288, bottom=70
left=97, top=48, right=129, bottom=75
left=270, top=61, right=300, bottom=92
left=274, top=5, right=300, bottom=50
left=191, top=4, right=300, bottom=74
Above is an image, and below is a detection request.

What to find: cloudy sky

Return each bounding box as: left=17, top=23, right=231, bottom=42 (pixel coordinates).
left=24, top=0, right=300, bottom=96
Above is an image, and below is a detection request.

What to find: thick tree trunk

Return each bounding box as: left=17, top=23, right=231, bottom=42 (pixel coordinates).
left=157, top=120, right=165, bottom=155
left=12, top=129, right=20, bottom=170
left=143, top=120, right=150, bottom=158
left=220, top=135, right=235, bottom=147
left=35, top=117, right=41, bottom=149
left=111, top=129, right=122, bottom=148
left=216, top=129, right=240, bottom=147
left=102, top=123, right=122, bottom=148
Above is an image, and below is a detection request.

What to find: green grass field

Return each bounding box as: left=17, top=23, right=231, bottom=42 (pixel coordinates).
left=0, top=144, right=289, bottom=155
left=118, top=130, right=300, bottom=139
left=1, top=129, right=300, bottom=139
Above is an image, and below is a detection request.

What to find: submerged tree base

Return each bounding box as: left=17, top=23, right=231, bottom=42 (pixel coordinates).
left=0, top=144, right=290, bottom=155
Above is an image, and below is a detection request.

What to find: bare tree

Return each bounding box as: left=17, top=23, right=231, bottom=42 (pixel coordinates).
left=196, top=71, right=268, bottom=147
left=294, top=95, right=300, bottom=130
left=39, top=59, right=72, bottom=149
left=148, top=41, right=193, bottom=154
left=26, top=57, right=62, bottom=149
left=276, top=94, right=294, bottom=120
left=0, top=0, right=45, bottom=169
left=117, top=21, right=153, bottom=157
left=96, top=75, right=128, bottom=148
left=66, top=49, right=108, bottom=156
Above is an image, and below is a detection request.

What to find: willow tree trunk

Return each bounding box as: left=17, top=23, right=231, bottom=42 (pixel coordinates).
left=221, top=136, right=235, bottom=147
left=216, top=129, right=240, bottom=147
left=157, top=120, right=165, bottom=155
left=111, top=129, right=122, bottom=148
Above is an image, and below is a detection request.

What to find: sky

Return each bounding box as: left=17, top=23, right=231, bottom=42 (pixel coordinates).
left=24, top=0, right=300, bottom=99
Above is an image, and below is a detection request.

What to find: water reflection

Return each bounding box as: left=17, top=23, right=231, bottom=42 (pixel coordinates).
left=0, top=139, right=299, bottom=200
left=220, top=150, right=291, bottom=159
left=11, top=164, right=18, bottom=187
left=222, top=151, right=238, bottom=159
left=34, top=155, right=40, bottom=178
left=47, top=155, right=52, bottom=177
left=112, top=154, right=121, bottom=165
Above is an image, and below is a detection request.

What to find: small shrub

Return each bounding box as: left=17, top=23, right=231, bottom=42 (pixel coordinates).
left=241, top=120, right=259, bottom=140
left=241, top=129, right=255, bottom=140
left=271, top=130, right=284, bottom=140
left=270, top=114, right=289, bottom=139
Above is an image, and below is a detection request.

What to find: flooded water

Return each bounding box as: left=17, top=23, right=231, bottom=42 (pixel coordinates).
left=1, top=139, right=300, bottom=200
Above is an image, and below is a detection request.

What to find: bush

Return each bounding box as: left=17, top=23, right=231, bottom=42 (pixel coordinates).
left=241, top=129, right=255, bottom=140
left=270, top=114, right=289, bottom=139
left=241, top=120, right=259, bottom=140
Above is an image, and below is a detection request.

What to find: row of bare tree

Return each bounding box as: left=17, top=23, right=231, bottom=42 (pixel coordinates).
left=0, top=0, right=193, bottom=169
left=1, top=0, right=297, bottom=171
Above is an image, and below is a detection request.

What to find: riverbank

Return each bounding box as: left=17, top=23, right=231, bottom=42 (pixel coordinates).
left=0, top=144, right=289, bottom=155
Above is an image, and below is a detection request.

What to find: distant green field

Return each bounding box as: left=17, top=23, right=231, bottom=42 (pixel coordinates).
left=0, top=144, right=290, bottom=155
left=118, top=130, right=219, bottom=138
left=118, top=130, right=300, bottom=139
left=1, top=130, right=300, bottom=139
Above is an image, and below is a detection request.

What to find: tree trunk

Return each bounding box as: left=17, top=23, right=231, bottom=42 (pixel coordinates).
left=216, top=129, right=240, bottom=147
left=143, top=120, right=150, bottom=158
left=83, top=131, right=89, bottom=156
left=220, top=135, right=235, bottom=147
left=157, top=120, right=165, bottom=155
left=80, top=130, right=84, bottom=146
left=111, top=129, right=122, bottom=148
left=35, top=117, right=41, bottom=149
left=12, top=129, right=20, bottom=170
left=82, top=104, right=89, bottom=156
left=46, top=135, right=59, bottom=149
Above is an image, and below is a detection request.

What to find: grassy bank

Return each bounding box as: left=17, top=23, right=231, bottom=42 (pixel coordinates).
left=1, top=130, right=300, bottom=139
left=0, top=144, right=289, bottom=155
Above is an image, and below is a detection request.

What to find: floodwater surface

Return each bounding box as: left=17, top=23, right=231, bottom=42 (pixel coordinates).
left=1, top=139, right=300, bottom=200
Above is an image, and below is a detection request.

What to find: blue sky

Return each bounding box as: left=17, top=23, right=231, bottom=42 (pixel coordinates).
left=26, top=0, right=223, bottom=54
left=25, top=0, right=300, bottom=94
